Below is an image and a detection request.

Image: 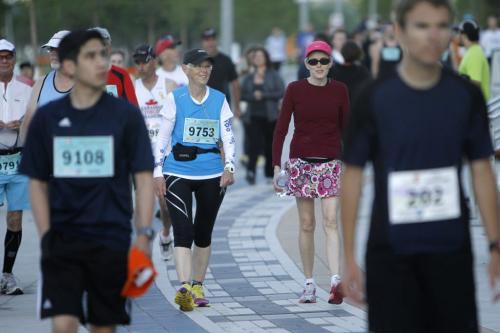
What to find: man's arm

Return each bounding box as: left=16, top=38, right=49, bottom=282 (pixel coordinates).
left=133, top=171, right=155, bottom=254
left=471, top=159, right=499, bottom=240
left=230, top=79, right=241, bottom=118
left=340, top=165, right=365, bottom=303
left=19, top=78, right=43, bottom=144
left=29, top=179, right=50, bottom=237
left=470, top=158, right=500, bottom=296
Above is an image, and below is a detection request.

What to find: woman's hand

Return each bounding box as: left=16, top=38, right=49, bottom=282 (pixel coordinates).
left=273, top=166, right=284, bottom=193
left=154, top=177, right=166, bottom=197
left=220, top=170, right=235, bottom=188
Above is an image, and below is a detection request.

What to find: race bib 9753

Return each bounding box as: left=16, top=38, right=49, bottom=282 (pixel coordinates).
left=183, top=118, right=219, bottom=145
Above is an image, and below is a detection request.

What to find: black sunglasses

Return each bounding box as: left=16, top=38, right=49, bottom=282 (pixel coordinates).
left=307, top=58, right=330, bottom=66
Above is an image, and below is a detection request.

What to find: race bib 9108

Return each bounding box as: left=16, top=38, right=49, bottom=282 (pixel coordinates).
left=183, top=118, right=219, bottom=144
left=388, top=167, right=460, bottom=224
left=53, top=136, right=114, bottom=178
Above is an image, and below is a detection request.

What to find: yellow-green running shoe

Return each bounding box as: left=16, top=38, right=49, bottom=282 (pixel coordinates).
left=191, top=284, right=209, bottom=307
left=175, top=283, right=194, bottom=311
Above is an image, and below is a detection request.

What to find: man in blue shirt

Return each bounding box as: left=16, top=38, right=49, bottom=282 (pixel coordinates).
left=20, top=30, right=155, bottom=333
left=341, top=1, right=500, bottom=332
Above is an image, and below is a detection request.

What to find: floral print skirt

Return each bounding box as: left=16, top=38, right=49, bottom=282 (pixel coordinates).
left=284, top=158, right=342, bottom=198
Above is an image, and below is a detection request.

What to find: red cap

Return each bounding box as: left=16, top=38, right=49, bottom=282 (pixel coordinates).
left=121, top=246, right=157, bottom=298
left=155, top=36, right=181, bottom=56
left=305, top=41, right=332, bottom=58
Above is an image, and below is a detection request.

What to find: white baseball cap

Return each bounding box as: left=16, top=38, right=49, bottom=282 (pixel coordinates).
left=89, top=27, right=111, bottom=43
left=0, top=39, right=15, bottom=53
left=41, top=30, right=70, bottom=49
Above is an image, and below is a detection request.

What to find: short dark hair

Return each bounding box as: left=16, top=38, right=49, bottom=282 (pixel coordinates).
left=395, top=0, right=454, bottom=28
left=341, top=41, right=363, bottom=63
left=459, top=20, right=480, bottom=42
left=19, top=61, right=33, bottom=70
left=57, top=30, right=105, bottom=63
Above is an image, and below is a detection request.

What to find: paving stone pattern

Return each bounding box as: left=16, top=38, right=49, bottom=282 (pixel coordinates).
left=120, top=185, right=368, bottom=333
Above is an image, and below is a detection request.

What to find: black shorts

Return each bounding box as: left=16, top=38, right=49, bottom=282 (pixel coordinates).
left=366, top=248, right=478, bottom=333
left=38, top=230, right=131, bottom=326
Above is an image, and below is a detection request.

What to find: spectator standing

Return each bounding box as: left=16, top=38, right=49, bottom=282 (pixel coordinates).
left=202, top=28, right=241, bottom=117
left=459, top=19, right=491, bottom=100
left=241, top=47, right=284, bottom=184
left=481, top=15, right=500, bottom=65
left=266, top=27, right=287, bottom=71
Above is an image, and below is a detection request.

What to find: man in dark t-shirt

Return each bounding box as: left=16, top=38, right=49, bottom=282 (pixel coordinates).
left=201, top=28, right=241, bottom=117
left=341, top=1, right=500, bottom=332
left=20, top=30, right=155, bottom=332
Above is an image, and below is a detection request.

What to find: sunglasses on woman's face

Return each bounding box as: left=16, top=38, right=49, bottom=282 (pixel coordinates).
left=307, top=58, right=330, bottom=66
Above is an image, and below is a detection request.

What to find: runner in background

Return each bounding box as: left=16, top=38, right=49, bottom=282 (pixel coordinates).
left=90, top=27, right=139, bottom=106
left=17, top=62, right=34, bottom=87
left=20, top=30, right=72, bottom=143
left=202, top=28, right=241, bottom=117
left=154, top=49, right=236, bottom=311
left=110, top=50, right=127, bottom=69
left=481, top=15, right=500, bottom=66
left=133, top=44, right=176, bottom=261
left=370, top=24, right=402, bottom=78
left=459, top=19, right=491, bottom=101
left=155, top=35, right=188, bottom=87
left=0, top=39, right=32, bottom=296
left=273, top=41, right=349, bottom=305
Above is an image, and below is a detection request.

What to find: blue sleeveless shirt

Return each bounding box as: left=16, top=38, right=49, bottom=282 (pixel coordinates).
left=163, top=86, right=225, bottom=177
left=37, top=70, right=71, bottom=107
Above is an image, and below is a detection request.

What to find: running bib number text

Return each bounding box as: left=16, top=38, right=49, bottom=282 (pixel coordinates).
left=0, top=153, right=21, bottom=176
left=388, top=167, right=460, bottom=224
left=382, top=47, right=401, bottom=61
left=183, top=118, right=219, bottom=144
left=106, top=85, right=118, bottom=97
left=53, top=136, right=114, bottom=178
left=146, top=122, right=161, bottom=142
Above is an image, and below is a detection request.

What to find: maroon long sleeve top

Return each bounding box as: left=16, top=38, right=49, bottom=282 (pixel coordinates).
left=272, top=79, right=350, bottom=167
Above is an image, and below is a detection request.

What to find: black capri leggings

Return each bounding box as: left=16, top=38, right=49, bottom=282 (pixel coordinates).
left=164, top=175, right=225, bottom=248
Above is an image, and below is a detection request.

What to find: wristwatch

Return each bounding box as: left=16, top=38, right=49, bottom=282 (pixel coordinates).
left=137, top=227, right=155, bottom=241
left=489, top=239, right=500, bottom=253
left=224, top=164, right=235, bottom=174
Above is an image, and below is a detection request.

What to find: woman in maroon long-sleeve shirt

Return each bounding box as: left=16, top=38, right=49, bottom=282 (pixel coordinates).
left=272, top=41, right=349, bottom=305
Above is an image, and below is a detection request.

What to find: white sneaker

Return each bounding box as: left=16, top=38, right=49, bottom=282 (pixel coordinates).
left=159, top=235, right=173, bottom=261
left=298, top=283, right=316, bottom=303
left=1, top=273, right=23, bottom=295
